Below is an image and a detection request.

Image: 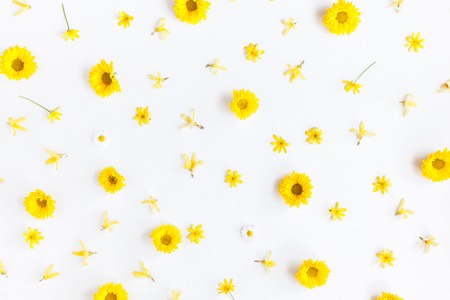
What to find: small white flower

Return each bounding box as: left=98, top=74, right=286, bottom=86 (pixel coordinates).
left=92, top=131, right=110, bottom=146
left=240, top=224, right=257, bottom=241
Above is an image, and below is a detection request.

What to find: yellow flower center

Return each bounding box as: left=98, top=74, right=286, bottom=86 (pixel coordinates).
left=291, top=183, right=303, bottom=196
left=161, top=234, right=172, bottom=245
left=247, top=230, right=253, bottom=237
left=237, top=99, right=248, bottom=109
left=98, top=135, right=106, bottom=142
left=12, top=58, right=24, bottom=71
left=186, top=0, right=198, bottom=11
left=307, top=266, right=318, bottom=277
left=102, top=73, right=113, bottom=86
left=105, top=293, right=117, bottom=300
left=432, top=158, right=445, bottom=170
left=36, top=198, right=47, bottom=208
left=140, top=114, right=146, bottom=120
left=109, top=176, right=118, bottom=184
left=336, top=11, right=348, bottom=23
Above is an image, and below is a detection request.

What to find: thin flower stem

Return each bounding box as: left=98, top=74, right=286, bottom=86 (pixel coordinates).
left=229, top=292, right=236, bottom=300
left=61, top=4, right=71, bottom=31
left=19, top=96, right=51, bottom=113
left=354, top=61, right=376, bottom=83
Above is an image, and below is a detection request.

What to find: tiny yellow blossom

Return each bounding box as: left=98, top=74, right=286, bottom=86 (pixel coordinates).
left=172, top=290, right=182, bottom=300
left=183, top=152, right=204, bottom=177
left=400, top=94, right=417, bottom=116
left=180, top=109, right=204, bottom=129
left=271, top=135, right=289, bottom=154
left=72, top=240, right=96, bottom=266
left=141, top=196, right=160, bottom=214
left=244, top=43, right=264, bottom=62
left=149, top=72, right=169, bottom=89
left=349, top=121, right=375, bottom=145
left=13, top=0, right=31, bottom=16
left=61, top=4, right=79, bottom=41
left=45, top=149, right=66, bottom=171
left=255, top=251, right=276, bottom=273
left=101, top=211, right=119, bottom=232
left=40, top=264, right=60, bottom=282
left=282, top=18, right=297, bottom=36
left=152, top=18, right=170, bottom=40
left=342, top=62, right=376, bottom=94
left=0, top=260, right=7, bottom=278
left=133, top=261, right=155, bottom=281
left=118, top=11, right=134, bottom=28
left=206, top=58, right=228, bottom=75
left=376, top=249, right=395, bottom=268
left=187, top=224, right=205, bottom=244
left=391, top=0, right=403, bottom=12
left=405, top=32, right=424, bottom=53
left=224, top=170, right=243, bottom=188
left=217, top=278, right=235, bottom=298
left=19, top=96, right=62, bottom=123
left=284, top=62, right=305, bottom=83
left=438, top=80, right=450, bottom=93
left=329, top=202, right=347, bottom=221
left=7, top=117, right=27, bottom=135
left=24, top=228, right=43, bottom=249
left=419, top=236, right=439, bottom=254
left=395, top=199, right=414, bottom=219
left=372, top=176, right=391, bottom=195
left=134, top=106, right=151, bottom=126
left=305, top=127, right=323, bottom=144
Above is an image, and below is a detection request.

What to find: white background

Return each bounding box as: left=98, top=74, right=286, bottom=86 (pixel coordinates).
left=0, top=0, right=450, bottom=299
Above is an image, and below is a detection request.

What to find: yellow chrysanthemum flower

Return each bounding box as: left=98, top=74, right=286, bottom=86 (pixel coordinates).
left=295, top=259, right=330, bottom=289
left=117, top=11, right=134, bottom=29
left=377, top=292, right=404, bottom=300
left=271, top=135, right=289, bottom=153
left=134, top=106, right=151, bottom=126
left=421, top=148, right=450, bottom=182
left=376, top=249, right=395, bottom=268
left=405, top=32, right=424, bottom=53
left=305, top=127, right=323, bottom=144
left=61, top=5, right=79, bottom=41
left=187, top=224, right=205, bottom=244
left=278, top=171, right=313, bottom=208
left=229, top=89, right=259, bottom=120
left=89, top=59, right=121, bottom=98
left=24, top=227, right=44, bottom=249
left=24, top=189, right=56, bottom=220
left=372, top=175, right=391, bottom=194
left=93, top=283, right=128, bottom=300
left=224, top=169, right=243, bottom=188
left=323, top=0, right=361, bottom=35
left=98, top=166, right=126, bottom=194
left=329, top=202, right=347, bottom=221
left=0, top=45, right=37, bottom=80
left=150, top=224, right=182, bottom=254
left=217, top=278, right=235, bottom=295
left=244, top=43, right=264, bottom=62
left=173, top=0, right=211, bottom=25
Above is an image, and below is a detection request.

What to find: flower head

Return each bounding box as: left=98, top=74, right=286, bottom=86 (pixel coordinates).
left=284, top=62, right=306, bottom=83
left=101, top=211, right=119, bottom=232
left=438, top=80, right=450, bottom=93
left=244, top=43, right=264, bottom=62
left=0, top=45, right=37, bottom=80
left=7, top=117, right=27, bottom=135
left=117, top=11, right=134, bottom=28
left=40, top=264, right=59, bottom=281
left=48, top=107, right=62, bottom=123
left=0, top=260, right=7, bottom=278
left=329, top=202, right=347, bottom=221
left=24, top=189, right=56, bottom=219
left=45, top=149, right=65, bottom=170
left=391, top=0, right=404, bottom=13
left=349, top=121, right=375, bottom=145
left=342, top=80, right=362, bottom=94
left=180, top=109, right=204, bottom=129
left=278, top=171, right=313, bottom=208
left=224, top=170, right=243, bottom=188
left=271, top=135, right=289, bottom=153
left=377, top=292, right=404, bottom=300
left=395, top=199, right=413, bottom=219
left=187, top=224, right=205, bottom=244
left=150, top=224, right=182, bottom=254
left=98, top=166, right=126, bottom=194
left=419, top=236, right=439, bottom=253
left=173, top=0, right=211, bottom=25
left=93, top=283, right=128, bottom=300
left=149, top=71, right=169, bottom=89
left=282, top=18, right=297, bottom=36
left=89, top=60, right=121, bottom=98
left=206, top=58, right=227, bottom=75
left=24, top=228, right=43, bottom=249
left=400, top=94, right=417, bottom=116
left=372, top=176, right=391, bottom=195
left=72, top=240, right=96, bottom=266
left=182, top=152, right=204, bottom=177
left=323, top=0, right=361, bottom=35
left=61, top=4, right=79, bottom=41
left=240, top=224, right=257, bottom=242
left=295, top=259, right=330, bottom=289
left=376, top=249, right=395, bottom=268
left=217, top=278, right=235, bottom=295
left=134, top=106, right=151, bottom=126
left=255, top=251, right=276, bottom=273
left=133, top=261, right=155, bottom=281
left=229, top=89, right=259, bottom=120
left=152, top=18, right=170, bottom=40
left=421, top=148, right=450, bottom=182
left=141, top=196, right=160, bottom=214
left=305, top=127, right=323, bottom=144
left=406, top=32, right=424, bottom=53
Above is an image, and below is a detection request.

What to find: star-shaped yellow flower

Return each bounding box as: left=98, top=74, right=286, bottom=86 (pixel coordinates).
left=405, top=32, right=425, bottom=53
left=118, top=11, right=134, bottom=29
left=187, top=224, right=205, bottom=244
left=271, top=134, right=289, bottom=153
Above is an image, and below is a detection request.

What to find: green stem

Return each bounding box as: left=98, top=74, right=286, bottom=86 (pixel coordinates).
left=354, top=61, right=376, bottom=83
left=229, top=292, right=236, bottom=300
left=61, top=4, right=71, bottom=30
left=19, top=96, right=51, bottom=113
